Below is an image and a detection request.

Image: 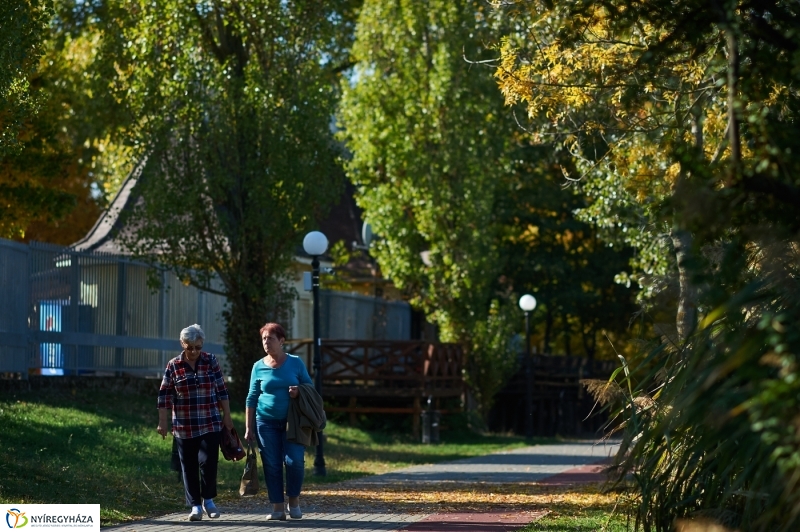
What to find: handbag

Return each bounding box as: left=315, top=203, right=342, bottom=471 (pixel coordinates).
left=220, top=426, right=246, bottom=461
left=239, top=443, right=260, bottom=497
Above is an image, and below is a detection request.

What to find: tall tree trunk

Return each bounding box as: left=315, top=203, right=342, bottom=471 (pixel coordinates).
left=726, top=30, right=741, bottom=179
left=670, top=229, right=697, bottom=344
left=223, top=287, right=268, bottom=406
left=563, top=313, right=572, bottom=356
left=222, top=267, right=294, bottom=405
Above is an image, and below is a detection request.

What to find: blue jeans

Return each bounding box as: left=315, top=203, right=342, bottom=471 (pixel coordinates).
left=256, top=418, right=305, bottom=504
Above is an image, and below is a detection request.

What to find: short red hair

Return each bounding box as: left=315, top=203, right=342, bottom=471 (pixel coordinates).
left=259, top=322, right=286, bottom=341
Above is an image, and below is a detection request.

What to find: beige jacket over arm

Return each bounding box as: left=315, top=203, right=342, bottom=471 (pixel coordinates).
left=287, top=382, right=327, bottom=447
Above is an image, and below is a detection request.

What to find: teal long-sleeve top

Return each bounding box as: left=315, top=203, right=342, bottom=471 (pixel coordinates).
left=245, top=354, right=313, bottom=420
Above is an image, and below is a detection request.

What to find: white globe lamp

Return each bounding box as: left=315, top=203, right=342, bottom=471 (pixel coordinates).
left=519, top=294, right=537, bottom=312
left=303, top=231, right=329, bottom=257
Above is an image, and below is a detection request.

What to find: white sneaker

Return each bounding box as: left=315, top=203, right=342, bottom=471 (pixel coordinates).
left=287, top=505, right=302, bottom=519
left=189, top=506, right=203, bottom=521
left=203, top=499, right=220, bottom=518
left=266, top=511, right=286, bottom=521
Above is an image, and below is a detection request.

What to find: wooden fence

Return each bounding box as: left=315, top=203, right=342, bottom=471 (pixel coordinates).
left=488, top=354, right=618, bottom=437
left=286, top=339, right=464, bottom=437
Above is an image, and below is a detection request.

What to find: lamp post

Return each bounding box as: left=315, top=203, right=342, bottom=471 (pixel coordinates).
left=519, top=294, right=537, bottom=439
left=303, top=230, right=328, bottom=476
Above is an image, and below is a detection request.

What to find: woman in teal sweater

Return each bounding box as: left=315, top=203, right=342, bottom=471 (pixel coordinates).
left=244, top=322, right=312, bottom=521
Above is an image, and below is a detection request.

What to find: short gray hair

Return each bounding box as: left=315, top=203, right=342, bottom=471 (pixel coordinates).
left=180, top=324, right=205, bottom=343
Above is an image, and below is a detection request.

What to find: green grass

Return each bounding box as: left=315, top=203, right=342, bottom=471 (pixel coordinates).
left=522, top=508, right=630, bottom=531
left=0, top=386, right=533, bottom=526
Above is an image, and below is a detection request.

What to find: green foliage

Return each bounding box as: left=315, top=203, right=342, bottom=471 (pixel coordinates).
left=609, top=260, right=800, bottom=531
left=499, top=146, right=637, bottom=358
left=521, top=508, right=629, bottom=532
left=1, top=0, right=138, bottom=242
left=0, top=0, right=89, bottom=241
left=340, top=0, right=639, bottom=418
left=338, top=0, right=522, bottom=417
left=112, top=0, right=359, bottom=400
left=493, top=0, right=726, bottom=296
left=493, top=0, right=800, bottom=529
left=0, top=0, right=51, bottom=156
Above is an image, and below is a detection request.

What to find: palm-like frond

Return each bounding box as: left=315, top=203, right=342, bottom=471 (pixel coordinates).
left=581, top=378, right=625, bottom=406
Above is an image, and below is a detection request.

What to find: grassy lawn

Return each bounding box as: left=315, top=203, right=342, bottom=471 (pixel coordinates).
left=0, top=385, right=535, bottom=526
left=523, top=504, right=630, bottom=532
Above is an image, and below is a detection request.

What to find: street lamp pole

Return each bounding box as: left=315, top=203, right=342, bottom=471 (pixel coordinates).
left=519, top=294, right=537, bottom=439
left=304, top=231, right=329, bottom=476
left=311, top=255, right=322, bottom=405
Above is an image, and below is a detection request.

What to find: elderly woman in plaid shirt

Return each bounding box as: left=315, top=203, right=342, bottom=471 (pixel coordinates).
left=157, top=324, right=233, bottom=521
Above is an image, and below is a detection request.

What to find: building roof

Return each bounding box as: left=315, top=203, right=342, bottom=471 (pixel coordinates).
left=70, top=159, right=371, bottom=261
left=70, top=158, right=148, bottom=255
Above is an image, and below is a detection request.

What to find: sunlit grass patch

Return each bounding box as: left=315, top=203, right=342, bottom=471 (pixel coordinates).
left=0, top=385, right=533, bottom=526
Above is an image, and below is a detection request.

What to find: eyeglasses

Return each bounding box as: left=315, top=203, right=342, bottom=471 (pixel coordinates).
left=183, top=345, right=203, bottom=352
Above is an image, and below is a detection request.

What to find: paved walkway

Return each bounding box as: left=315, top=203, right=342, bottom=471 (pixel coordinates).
left=110, top=441, right=618, bottom=532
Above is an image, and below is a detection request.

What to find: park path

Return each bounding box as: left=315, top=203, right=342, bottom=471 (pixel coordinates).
left=109, top=441, right=619, bottom=532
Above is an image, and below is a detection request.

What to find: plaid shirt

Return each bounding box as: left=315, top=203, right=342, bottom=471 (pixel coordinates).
left=157, top=351, right=230, bottom=439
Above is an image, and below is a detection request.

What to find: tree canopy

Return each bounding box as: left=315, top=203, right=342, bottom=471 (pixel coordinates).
left=493, top=0, right=800, bottom=528
left=0, top=0, right=51, bottom=156
left=339, top=0, right=522, bottom=417
left=114, top=0, right=359, bottom=399
left=498, top=145, right=637, bottom=359
left=339, top=0, right=639, bottom=417
left=1, top=0, right=134, bottom=242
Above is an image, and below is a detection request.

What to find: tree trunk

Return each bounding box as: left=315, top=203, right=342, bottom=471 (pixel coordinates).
left=222, top=268, right=295, bottom=405
left=726, top=30, right=741, bottom=179
left=670, top=229, right=698, bottom=344
left=223, top=288, right=269, bottom=405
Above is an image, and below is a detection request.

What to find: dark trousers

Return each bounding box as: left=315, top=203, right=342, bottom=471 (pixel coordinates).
left=175, top=430, right=221, bottom=506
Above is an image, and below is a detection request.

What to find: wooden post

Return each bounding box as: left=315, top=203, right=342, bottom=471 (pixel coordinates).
left=412, top=396, right=421, bottom=440
left=348, top=396, right=357, bottom=426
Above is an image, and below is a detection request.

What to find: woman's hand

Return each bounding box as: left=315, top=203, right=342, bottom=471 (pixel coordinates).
left=156, top=424, right=168, bottom=439
left=288, top=385, right=299, bottom=399
left=222, top=412, right=234, bottom=430
left=244, top=428, right=254, bottom=442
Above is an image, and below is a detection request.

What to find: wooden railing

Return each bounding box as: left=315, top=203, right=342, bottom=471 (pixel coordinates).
left=284, top=339, right=464, bottom=437
left=284, top=339, right=464, bottom=397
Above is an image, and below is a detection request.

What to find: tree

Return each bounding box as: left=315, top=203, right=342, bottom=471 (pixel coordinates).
left=1, top=0, right=136, bottom=242
left=114, top=0, right=359, bottom=400
left=0, top=0, right=80, bottom=240
left=0, top=0, right=51, bottom=157
left=338, top=0, right=522, bottom=419
left=499, top=145, right=637, bottom=359
left=492, top=0, right=800, bottom=529
left=339, top=0, right=640, bottom=418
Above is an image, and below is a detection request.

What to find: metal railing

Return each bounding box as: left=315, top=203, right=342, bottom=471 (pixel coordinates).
left=0, top=238, right=414, bottom=377
left=1, top=239, right=228, bottom=376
